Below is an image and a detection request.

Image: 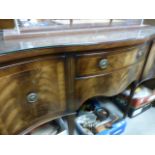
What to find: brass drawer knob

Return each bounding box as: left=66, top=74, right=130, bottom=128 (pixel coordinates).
left=27, top=92, right=38, bottom=103
left=99, top=59, right=108, bottom=69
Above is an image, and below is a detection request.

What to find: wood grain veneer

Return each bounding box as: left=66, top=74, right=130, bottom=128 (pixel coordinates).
left=75, top=45, right=148, bottom=77
left=0, top=26, right=155, bottom=134
left=0, top=56, right=66, bottom=134
left=75, top=60, right=145, bottom=108
left=142, top=41, right=155, bottom=80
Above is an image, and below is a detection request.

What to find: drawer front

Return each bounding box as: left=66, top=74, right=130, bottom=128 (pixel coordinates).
left=75, top=61, right=144, bottom=108
left=0, top=56, right=66, bottom=134
left=143, top=42, right=155, bottom=80
left=76, top=45, right=148, bottom=77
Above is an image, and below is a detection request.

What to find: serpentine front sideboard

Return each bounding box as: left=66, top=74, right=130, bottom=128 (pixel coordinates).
left=0, top=25, right=155, bottom=134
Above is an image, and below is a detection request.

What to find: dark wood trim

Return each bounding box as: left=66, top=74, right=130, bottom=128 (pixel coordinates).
left=65, top=114, right=76, bottom=135
left=124, top=81, right=138, bottom=118
left=64, top=54, right=76, bottom=134
left=65, top=54, right=76, bottom=112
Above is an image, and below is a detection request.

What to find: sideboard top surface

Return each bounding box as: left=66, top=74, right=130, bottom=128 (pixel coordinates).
left=0, top=25, right=155, bottom=56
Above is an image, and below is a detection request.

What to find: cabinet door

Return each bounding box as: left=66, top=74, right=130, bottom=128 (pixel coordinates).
left=143, top=42, right=155, bottom=80
left=0, top=56, right=66, bottom=134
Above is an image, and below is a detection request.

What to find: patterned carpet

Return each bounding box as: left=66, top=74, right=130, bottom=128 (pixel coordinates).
left=124, top=107, right=155, bottom=135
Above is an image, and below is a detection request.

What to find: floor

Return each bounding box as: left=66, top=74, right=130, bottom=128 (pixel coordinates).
left=124, top=107, right=155, bottom=135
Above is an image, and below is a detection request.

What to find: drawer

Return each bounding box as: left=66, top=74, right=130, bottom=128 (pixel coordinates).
left=75, top=60, right=144, bottom=108
left=0, top=56, right=66, bottom=134
left=76, top=45, right=148, bottom=77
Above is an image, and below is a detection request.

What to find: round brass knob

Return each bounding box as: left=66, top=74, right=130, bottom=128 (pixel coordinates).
left=27, top=92, right=38, bottom=103
left=99, top=59, right=108, bottom=69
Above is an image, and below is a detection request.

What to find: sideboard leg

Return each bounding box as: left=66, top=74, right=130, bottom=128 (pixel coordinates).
left=66, top=115, right=76, bottom=135
left=124, top=82, right=137, bottom=118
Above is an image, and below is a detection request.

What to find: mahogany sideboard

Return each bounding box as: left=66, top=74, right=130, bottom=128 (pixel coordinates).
left=0, top=25, right=155, bottom=134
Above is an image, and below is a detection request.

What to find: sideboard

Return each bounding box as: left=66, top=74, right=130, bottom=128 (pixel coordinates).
left=0, top=25, right=155, bottom=134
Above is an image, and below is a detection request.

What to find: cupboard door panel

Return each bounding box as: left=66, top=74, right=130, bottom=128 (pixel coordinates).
left=0, top=56, right=66, bottom=134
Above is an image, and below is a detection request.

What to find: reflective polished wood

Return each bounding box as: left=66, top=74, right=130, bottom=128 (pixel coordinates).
left=142, top=41, right=155, bottom=80
left=0, top=19, right=15, bottom=29
left=75, top=60, right=144, bottom=108
left=0, top=56, right=66, bottom=134
left=0, top=26, right=155, bottom=134
left=75, top=45, right=148, bottom=77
